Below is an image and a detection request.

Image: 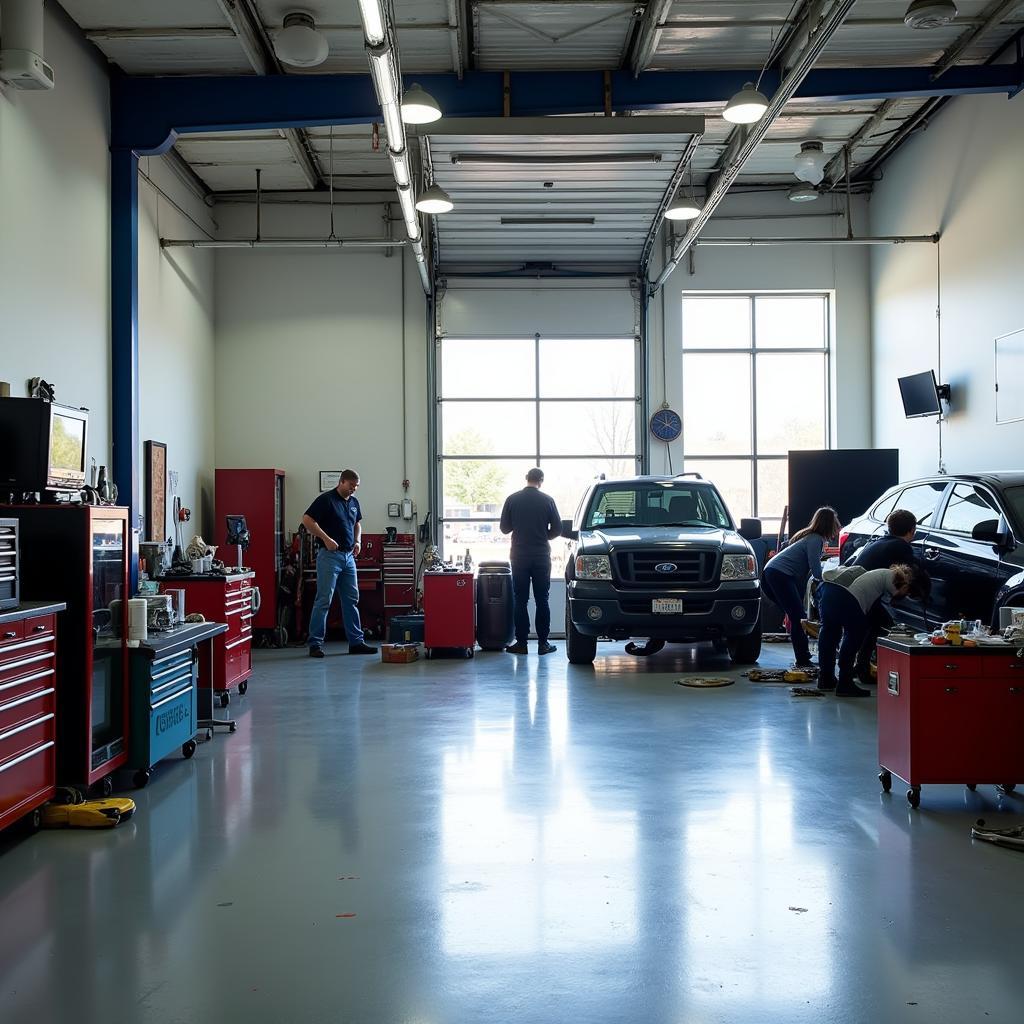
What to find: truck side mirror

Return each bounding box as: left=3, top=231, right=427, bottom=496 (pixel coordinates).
left=561, top=519, right=578, bottom=540
left=739, top=518, right=762, bottom=541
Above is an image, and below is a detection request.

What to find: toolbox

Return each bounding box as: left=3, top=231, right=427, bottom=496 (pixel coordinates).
left=380, top=643, right=420, bottom=664
left=388, top=613, right=424, bottom=643
left=423, top=571, right=475, bottom=658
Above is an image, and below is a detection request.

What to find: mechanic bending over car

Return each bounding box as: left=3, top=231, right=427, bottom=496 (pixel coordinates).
left=762, top=506, right=841, bottom=667
left=817, top=563, right=923, bottom=698
left=847, top=508, right=931, bottom=684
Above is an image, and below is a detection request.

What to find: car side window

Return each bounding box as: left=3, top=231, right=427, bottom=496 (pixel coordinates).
left=896, top=482, right=946, bottom=528
left=872, top=490, right=900, bottom=522
left=939, top=484, right=1001, bottom=535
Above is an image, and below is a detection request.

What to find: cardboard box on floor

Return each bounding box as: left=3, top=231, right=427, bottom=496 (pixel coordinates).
left=381, top=643, right=420, bottom=664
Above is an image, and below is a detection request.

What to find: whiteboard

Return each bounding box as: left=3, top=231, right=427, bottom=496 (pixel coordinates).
left=995, top=328, right=1024, bottom=424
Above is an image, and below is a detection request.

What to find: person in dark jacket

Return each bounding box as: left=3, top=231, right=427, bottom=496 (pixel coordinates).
left=849, top=509, right=928, bottom=682
left=500, top=468, right=562, bottom=655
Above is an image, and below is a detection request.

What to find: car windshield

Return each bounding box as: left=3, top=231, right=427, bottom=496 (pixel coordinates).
left=584, top=483, right=731, bottom=530
left=1002, top=486, right=1024, bottom=534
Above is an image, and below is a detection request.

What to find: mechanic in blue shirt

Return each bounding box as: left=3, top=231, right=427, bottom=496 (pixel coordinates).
left=762, top=506, right=840, bottom=666
left=302, top=469, right=377, bottom=658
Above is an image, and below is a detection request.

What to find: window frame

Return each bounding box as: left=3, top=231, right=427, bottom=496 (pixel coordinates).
left=680, top=292, right=832, bottom=523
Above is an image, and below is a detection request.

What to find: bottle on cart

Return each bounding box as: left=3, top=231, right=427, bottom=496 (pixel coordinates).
left=464, top=548, right=473, bottom=573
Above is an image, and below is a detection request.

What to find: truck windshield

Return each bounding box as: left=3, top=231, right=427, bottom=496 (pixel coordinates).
left=584, top=484, right=731, bottom=530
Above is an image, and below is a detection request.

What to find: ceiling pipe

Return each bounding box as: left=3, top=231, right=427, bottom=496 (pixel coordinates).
left=160, top=238, right=408, bottom=249
left=651, top=0, right=859, bottom=293
left=696, top=234, right=940, bottom=246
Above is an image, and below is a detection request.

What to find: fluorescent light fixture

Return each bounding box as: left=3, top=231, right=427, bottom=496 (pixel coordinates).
left=401, top=82, right=442, bottom=124
left=723, top=82, right=769, bottom=124
left=793, top=140, right=827, bottom=186
left=397, top=186, right=420, bottom=239
left=274, top=13, right=329, bottom=68
left=904, top=0, right=957, bottom=29
left=415, top=184, right=454, bottom=214
left=500, top=217, right=595, bottom=225
left=367, top=46, right=397, bottom=105
left=788, top=184, right=820, bottom=203
left=357, top=0, right=386, bottom=45
left=389, top=149, right=411, bottom=187
left=381, top=101, right=406, bottom=151
left=665, top=195, right=701, bottom=220
left=450, top=152, right=663, bottom=166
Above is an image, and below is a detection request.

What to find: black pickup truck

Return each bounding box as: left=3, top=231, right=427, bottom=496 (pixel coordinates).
left=562, top=475, right=763, bottom=665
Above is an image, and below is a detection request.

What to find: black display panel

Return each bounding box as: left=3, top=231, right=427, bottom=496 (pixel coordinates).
left=788, top=449, right=900, bottom=535
left=898, top=370, right=942, bottom=418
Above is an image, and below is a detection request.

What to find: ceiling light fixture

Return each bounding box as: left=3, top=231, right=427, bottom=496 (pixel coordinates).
left=666, top=195, right=701, bottom=221
left=723, top=82, right=769, bottom=124
left=793, top=140, right=828, bottom=185
left=450, top=152, right=663, bottom=166
left=273, top=12, right=329, bottom=68
left=357, top=0, right=386, bottom=45
left=500, top=217, right=595, bottom=226
left=401, top=82, right=442, bottom=124
left=415, top=183, right=454, bottom=214
left=904, top=0, right=958, bottom=29
left=788, top=184, right=820, bottom=203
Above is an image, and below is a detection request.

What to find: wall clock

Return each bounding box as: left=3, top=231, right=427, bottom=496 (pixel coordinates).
left=649, top=408, right=682, bottom=443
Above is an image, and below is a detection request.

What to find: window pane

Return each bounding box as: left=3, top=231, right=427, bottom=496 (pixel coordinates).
left=539, top=338, right=635, bottom=398
left=541, top=458, right=638, bottom=528
left=683, top=460, right=752, bottom=521
left=756, top=459, right=788, bottom=522
left=871, top=490, right=900, bottom=523
left=682, top=296, right=751, bottom=349
left=441, top=459, right=534, bottom=521
left=539, top=401, right=636, bottom=457
left=895, top=482, right=947, bottom=527
left=442, top=402, right=536, bottom=457
left=440, top=338, right=534, bottom=398
left=939, top=484, right=1000, bottom=535
left=754, top=296, right=827, bottom=349
left=443, top=520, right=512, bottom=568
left=683, top=353, right=751, bottom=455
left=755, top=353, right=827, bottom=455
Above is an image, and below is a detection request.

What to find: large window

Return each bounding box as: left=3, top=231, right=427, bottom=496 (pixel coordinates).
left=681, top=294, right=830, bottom=526
left=438, top=336, right=640, bottom=573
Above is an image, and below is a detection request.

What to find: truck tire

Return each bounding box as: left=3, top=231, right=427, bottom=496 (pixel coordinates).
left=565, top=595, right=597, bottom=665
left=728, top=627, right=762, bottom=665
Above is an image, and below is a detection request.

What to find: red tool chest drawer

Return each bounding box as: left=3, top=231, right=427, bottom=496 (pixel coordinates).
left=1, top=621, right=25, bottom=645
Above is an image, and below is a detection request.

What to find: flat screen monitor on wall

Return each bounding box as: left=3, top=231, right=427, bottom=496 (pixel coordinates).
left=898, top=370, right=942, bottom=418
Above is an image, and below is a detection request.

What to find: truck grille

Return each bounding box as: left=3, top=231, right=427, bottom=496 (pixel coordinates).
left=615, top=550, right=717, bottom=586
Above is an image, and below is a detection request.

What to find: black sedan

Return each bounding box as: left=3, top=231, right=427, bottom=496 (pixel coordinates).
left=839, top=472, right=1024, bottom=630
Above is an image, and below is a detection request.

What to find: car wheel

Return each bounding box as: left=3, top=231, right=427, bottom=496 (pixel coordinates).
left=728, top=626, right=762, bottom=665
left=565, top=593, right=597, bottom=665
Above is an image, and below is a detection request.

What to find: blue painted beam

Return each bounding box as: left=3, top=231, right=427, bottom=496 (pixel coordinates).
left=111, top=147, right=140, bottom=590
left=112, top=64, right=1022, bottom=152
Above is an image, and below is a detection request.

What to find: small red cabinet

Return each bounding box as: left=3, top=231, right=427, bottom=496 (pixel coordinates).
left=423, top=571, right=475, bottom=657
left=162, top=573, right=253, bottom=697
left=877, top=639, right=1024, bottom=807
left=0, top=602, right=65, bottom=832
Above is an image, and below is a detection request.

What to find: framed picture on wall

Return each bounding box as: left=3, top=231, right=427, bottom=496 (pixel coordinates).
left=319, top=471, right=342, bottom=491
left=144, top=441, right=167, bottom=541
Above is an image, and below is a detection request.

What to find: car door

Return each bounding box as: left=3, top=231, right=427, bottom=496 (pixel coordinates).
left=891, top=480, right=950, bottom=627
left=927, top=482, right=1005, bottom=622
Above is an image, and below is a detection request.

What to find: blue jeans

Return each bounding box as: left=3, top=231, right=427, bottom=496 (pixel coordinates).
left=762, top=565, right=811, bottom=663
left=308, top=549, right=364, bottom=649
left=512, top=553, right=551, bottom=644
left=817, top=583, right=868, bottom=689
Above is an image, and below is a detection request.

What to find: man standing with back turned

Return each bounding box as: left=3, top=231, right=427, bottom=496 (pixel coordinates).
left=500, top=468, right=562, bottom=656
left=302, top=469, right=377, bottom=658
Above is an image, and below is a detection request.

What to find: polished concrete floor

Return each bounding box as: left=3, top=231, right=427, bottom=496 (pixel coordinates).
left=2, top=640, right=1023, bottom=1023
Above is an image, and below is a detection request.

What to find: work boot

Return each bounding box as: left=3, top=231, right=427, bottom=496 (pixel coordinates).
left=835, top=681, right=871, bottom=698
left=505, top=641, right=529, bottom=655
left=309, top=647, right=325, bottom=659
left=349, top=643, right=378, bottom=655
left=538, top=641, right=557, bottom=656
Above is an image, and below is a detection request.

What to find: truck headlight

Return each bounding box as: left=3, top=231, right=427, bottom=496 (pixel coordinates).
left=720, top=554, right=757, bottom=580
left=575, top=554, right=612, bottom=580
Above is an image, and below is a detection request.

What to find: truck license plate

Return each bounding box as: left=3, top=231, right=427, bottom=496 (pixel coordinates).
left=653, top=598, right=683, bottom=614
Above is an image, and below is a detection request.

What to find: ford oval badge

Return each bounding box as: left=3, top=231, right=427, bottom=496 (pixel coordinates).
left=655, top=562, right=677, bottom=573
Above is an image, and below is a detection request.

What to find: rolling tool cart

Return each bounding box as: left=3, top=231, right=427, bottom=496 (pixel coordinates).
left=877, top=637, right=1024, bottom=808
left=423, top=570, right=476, bottom=659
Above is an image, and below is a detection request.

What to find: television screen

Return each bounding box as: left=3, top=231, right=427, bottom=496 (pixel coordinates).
left=50, top=411, right=86, bottom=473
left=898, top=370, right=941, bottom=418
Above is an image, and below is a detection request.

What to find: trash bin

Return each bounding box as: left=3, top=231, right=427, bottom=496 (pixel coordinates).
left=475, top=561, right=514, bottom=651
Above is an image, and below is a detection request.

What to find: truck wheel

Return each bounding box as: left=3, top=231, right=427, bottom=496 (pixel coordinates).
left=565, top=595, right=597, bottom=665
left=728, top=627, right=762, bottom=665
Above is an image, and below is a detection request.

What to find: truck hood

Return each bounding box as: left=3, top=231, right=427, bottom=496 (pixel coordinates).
left=579, top=526, right=752, bottom=555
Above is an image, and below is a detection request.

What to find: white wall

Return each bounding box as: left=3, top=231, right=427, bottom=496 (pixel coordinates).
left=137, top=156, right=217, bottom=540
left=651, top=190, right=873, bottom=476
left=870, top=92, right=1024, bottom=478
left=213, top=202, right=428, bottom=537
left=0, top=4, right=111, bottom=462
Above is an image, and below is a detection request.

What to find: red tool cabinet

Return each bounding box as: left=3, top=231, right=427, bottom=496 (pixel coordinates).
left=164, top=573, right=254, bottom=706
left=0, top=602, right=64, bottom=832
left=423, top=571, right=475, bottom=658
left=877, top=638, right=1024, bottom=808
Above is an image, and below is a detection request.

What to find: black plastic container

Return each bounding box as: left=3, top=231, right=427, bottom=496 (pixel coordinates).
left=388, top=613, right=424, bottom=644
left=475, top=561, right=514, bottom=651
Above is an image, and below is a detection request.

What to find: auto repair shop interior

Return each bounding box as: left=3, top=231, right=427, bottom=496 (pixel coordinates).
left=1, top=2, right=1024, bottom=1022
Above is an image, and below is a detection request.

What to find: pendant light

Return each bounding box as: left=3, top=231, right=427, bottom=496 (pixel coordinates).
left=415, top=183, right=454, bottom=214
left=723, top=82, right=769, bottom=124
left=401, top=82, right=442, bottom=124
left=788, top=184, right=819, bottom=203
left=665, top=165, right=701, bottom=221
left=793, top=140, right=827, bottom=185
